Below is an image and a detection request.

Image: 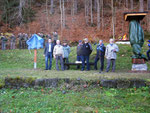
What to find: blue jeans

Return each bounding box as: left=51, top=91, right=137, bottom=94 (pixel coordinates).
left=77, top=55, right=82, bottom=69
left=147, top=49, right=150, bottom=60
left=94, top=55, right=104, bottom=71
left=81, top=55, right=90, bottom=70
left=56, top=55, right=64, bottom=71
left=45, top=52, right=53, bottom=70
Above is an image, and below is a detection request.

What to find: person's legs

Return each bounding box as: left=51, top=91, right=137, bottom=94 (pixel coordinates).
left=106, top=59, right=111, bottom=72
left=60, top=56, right=64, bottom=71
left=85, top=55, right=90, bottom=70
left=2, top=42, right=4, bottom=50
left=81, top=55, right=85, bottom=71
left=147, top=49, right=150, bottom=60
left=94, top=55, right=99, bottom=70
left=48, top=52, right=53, bottom=70
left=56, top=56, right=59, bottom=71
left=100, top=56, right=104, bottom=72
left=112, top=59, right=116, bottom=72
left=77, top=55, right=80, bottom=69
left=13, top=42, right=15, bottom=49
left=45, top=56, right=48, bottom=70
left=10, top=42, right=13, bottom=49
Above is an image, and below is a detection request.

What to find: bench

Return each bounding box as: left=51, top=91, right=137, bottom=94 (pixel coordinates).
left=64, top=62, right=95, bottom=70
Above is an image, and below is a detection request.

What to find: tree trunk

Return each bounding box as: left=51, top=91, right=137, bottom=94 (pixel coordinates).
left=101, top=0, right=104, bottom=31
left=139, top=0, right=144, bottom=12
left=19, top=0, right=26, bottom=25
left=111, top=0, right=115, bottom=39
left=85, top=0, right=89, bottom=25
left=50, top=0, right=54, bottom=14
left=130, top=0, right=133, bottom=10
left=60, top=0, right=63, bottom=29
left=46, top=0, right=50, bottom=32
left=97, top=0, right=100, bottom=29
left=90, top=0, right=93, bottom=25
left=62, top=0, right=65, bottom=28
left=148, top=0, right=150, bottom=10
left=126, top=0, right=128, bottom=8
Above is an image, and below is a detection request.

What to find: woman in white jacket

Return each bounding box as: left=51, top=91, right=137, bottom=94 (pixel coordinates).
left=105, top=38, right=119, bottom=72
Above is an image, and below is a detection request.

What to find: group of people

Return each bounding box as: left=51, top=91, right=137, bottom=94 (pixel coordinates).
left=44, top=37, right=119, bottom=73
left=0, top=32, right=59, bottom=50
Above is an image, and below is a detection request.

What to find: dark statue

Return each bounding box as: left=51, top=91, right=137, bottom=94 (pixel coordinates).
left=129, top=20, right=147, bottom=60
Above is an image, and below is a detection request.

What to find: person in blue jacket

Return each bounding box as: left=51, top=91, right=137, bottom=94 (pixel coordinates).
left=94, top=40, right=105, bottom=73
left=43, top=38, right=54, bottom=70
left=63, top=41, right=71, bottom=69
left=147, top=40, right=150, bottom=60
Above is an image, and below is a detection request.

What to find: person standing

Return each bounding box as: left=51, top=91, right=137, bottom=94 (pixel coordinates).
left=44, top=38, right=54, bottom=70
left=10, top=34, right=16, bottom=49
left=146, top=40, right=150, bottom=60
left=53, top=31, right=58, bottom=46
left=94, top=40, right=105, bottom=73
left=76, top=40, right=83, bottom=69
left=53, top=40, right=64, bottom=71
left=105, top=38, right=119, bottom=72
left=81, top=38, right=92, bottom=71
left=18, top=33, right=23, bottom=49
left=63, top=41, right=71, bottom=70
left=1, top=35, right=8, bottom=50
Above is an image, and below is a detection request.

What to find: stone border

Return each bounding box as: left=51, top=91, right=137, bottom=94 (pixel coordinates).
left=2, top=77, right=150, bottom=89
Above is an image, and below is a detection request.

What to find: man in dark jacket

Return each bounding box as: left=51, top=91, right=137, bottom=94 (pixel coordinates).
left=81, top=38, right=92, bottom=71
left=1, top=35, right=8, bottom=50
left=94, top=40, right=105, bottom=73
left=76, top=40, right=83, bottom=69
left=43, top=38, right=54, bottom=70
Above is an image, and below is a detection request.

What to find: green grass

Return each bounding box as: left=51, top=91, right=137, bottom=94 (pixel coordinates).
left=0, top=87, right=150, bottom=112
left=0, top=44, right=150, bottom=80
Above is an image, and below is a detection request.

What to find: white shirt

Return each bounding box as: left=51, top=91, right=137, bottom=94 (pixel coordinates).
left=49, top=43, right=51, bottom=52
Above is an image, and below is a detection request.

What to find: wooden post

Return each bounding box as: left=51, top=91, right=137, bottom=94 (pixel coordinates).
left=34, top=49, right=37, bottom=69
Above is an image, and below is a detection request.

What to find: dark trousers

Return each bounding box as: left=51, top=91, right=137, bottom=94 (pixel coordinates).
left=2, top=42, right=6, bottom=50
left=81, top=55, right=90, bottom=70
left=106, top=59, right=116, bottom=72
left=147, top=49, right=150, bottom=60
left=94, top=55, right=104, bottom=71
left=56, top=55, right=64, bottom=71
left=77, top=55, right=82, bottom=69
left=63, top=58, right=69, bottom=70
left=45, top=52, right=53, bottom=70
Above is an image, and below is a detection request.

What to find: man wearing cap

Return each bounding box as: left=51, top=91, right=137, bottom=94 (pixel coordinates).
left=105, top=38, right=119, bottom=72
left=10, top=34, right=16, bottom=49
left=44, top=38, right=54, bottom=70
left=94, top=40, right=105, bottom=73
left=81, top=38, right=93, bottom=71
left=147, top=40, right=150, bottom=60
left=76, top=40, right=83, bottom=69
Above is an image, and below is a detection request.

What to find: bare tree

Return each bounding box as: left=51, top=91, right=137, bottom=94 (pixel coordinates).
left=130, top=0, right=133, bottom=10
left=126, top=0, right=128, bottom=8
left=111, top=0, right=115, bottom=39
left=46, top=0, right=50, bottom=32
left=139, top=0, right=144, bottom=12
left=97, top=0, right=100, bottom=29
left=50, top=0, right=54, bottom=14
left=18, top=0, right=26, bottom=25
left=59, top=0, right=65, bottom=29
left=101, top=0, right=104, bottom=30
left=90, top=0, right=93, bottom=25
left=85, top=0, right=90, bottom=25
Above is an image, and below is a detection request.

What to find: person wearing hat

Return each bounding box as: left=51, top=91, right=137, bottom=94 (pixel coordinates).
left=94, top=40, right=106, bottom=73
left=147, top=40, right=150, bottom=60
left=44, top=38, right=54, bottom=70
left=63, top=40, right=71, bottom=70
left=76, top=40, right=83, bottom=69
left=81, top=38, right=93, bottom=71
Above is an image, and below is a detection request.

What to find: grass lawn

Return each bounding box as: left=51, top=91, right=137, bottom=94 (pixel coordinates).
left=0, top=87, right=150, bottom=113
left=0, top=44, right=150, bottom=81
left=0, top=44, right=150, bottom=113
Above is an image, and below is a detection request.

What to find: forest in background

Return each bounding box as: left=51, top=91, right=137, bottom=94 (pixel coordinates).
left=0, top=0, right=150, bottom=42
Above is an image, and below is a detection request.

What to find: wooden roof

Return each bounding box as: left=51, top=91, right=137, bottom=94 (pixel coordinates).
left=124, top=12, right=148, bottom=21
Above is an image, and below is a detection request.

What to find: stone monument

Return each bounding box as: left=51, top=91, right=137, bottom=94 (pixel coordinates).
left=124, top=12, right=148, bottom=71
